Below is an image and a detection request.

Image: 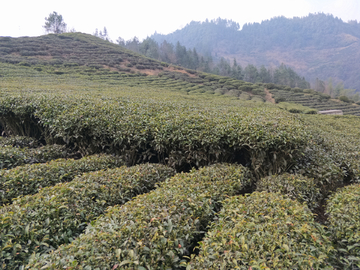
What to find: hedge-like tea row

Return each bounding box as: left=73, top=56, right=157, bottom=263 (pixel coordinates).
left=0, top=163, right=175, bottom=269
left=0, top=94, right=310, bottom=177
left=27, top=163, right=251, bottom=269
left=0, top=144, right=67, bottom=170
left=0, top=136, right=40, bottom=148
left=256, top=173, right=322, bottom=210
left=299, top=114, right=360, bottom=187
left=326, top=184, right=360, bottom=269
left=188, top=192, right=335, bottom=269
left=0, top=154, right=123, bottom=205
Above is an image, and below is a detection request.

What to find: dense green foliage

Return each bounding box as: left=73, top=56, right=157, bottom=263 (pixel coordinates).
left=0, top=92, right=310, bottom=175
left=27, top=164, right=250, bottom=269
left=326, top=184, right=360, bottom=269
left=188, top=192, right=335, bottom=269
left=0, top=154, right=123, bottom=205
left=256, top=173, right=321, bottom=210
left=0, top=32, right=360, bottom=269
left=0, top=144, right=67, bottom=169
left=0, top=163, right=175, bottom=269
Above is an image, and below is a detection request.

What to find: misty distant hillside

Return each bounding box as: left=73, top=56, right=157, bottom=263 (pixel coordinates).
left=151, top=13, right=360, bottom=91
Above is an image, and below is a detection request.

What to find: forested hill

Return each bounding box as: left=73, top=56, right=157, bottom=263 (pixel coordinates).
left=151, top=13, right=360, bottom=92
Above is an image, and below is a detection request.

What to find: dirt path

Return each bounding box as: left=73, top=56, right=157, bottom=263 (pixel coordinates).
left=264, top=88, right=275, bottom=103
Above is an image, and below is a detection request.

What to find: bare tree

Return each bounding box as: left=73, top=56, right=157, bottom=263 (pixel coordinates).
left=43, top=12, right=67, bottom=34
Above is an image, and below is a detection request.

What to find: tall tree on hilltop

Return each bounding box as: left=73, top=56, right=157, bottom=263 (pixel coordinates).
left=43, top=11, right=67, bottom=34
left=140, top=38, right=160, bottom=60
left=94, top=27, right=110, bottom=41
left=244, top=64, right=259, bottom=83
left=159, top=40, right=176, bottom=63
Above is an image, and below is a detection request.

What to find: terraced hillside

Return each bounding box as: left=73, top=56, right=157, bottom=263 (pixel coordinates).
left=268, top=84, right=360, bottom=116
left=1, top=32, right=359, bottom=115
left=0, top=33, right=360, bottom=269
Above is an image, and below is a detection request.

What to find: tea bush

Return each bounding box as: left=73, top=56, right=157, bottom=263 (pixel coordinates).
left=27, top=164, right=251, bottom=269
left=256, top=173, right=322, bottom=210
left=326, top=184, right=360, bottom=269
left=0, top=94, right=310, bottom=177
left=0, top=154, right=123, bottom=205
left=188, top=192, right=335, bottom=269
left=0, top=136, right=39, bottom=148
left=0, top=163, right=175, bottom=269
left=0, top=144, right=67, bottom=170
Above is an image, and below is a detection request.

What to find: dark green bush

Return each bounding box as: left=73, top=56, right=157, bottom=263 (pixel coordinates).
left=326, top=184, right=360, bottom=269
left=305, top=109, right=318, bottom=114
left=0, top=136, right=39, bottom=148
left=0, top=154, right=123, bottom=205
left=0, top=163, right=175, bottom=269
left=289, top=108, right=303, bottom=113
left=0, top=95, right=310, bottom=177
left=239, top=84, right=255, bottom=92
left=251, top=87, right=266, bottom=96
left=275, top=96, right=286, bottom=103
left=188, top=192, right=335, bottom=269
left=27, top=164, right=251, bottom=269
left=0, top=144, right=68, bottom=170
left=292, top=87, right=303, bottom=93
left=256, top=173, right=322, bottom=210
left=290, top=141, right=344, bottom=197
left=265, top=83, right=277, bottom=89
left=303, top=89, right=316, bottom=94
left=339, top=95, right=351, bottom=103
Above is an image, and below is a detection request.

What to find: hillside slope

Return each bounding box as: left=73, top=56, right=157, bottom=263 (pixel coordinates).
left=1, top=33, right=360, bottom=269
left=1, top=32, right=360, bottom=116
left=151, top=14, right=360, bottom=91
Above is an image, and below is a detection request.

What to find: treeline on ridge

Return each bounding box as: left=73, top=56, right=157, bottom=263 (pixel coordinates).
left=114, top=36, right=310, bottom=89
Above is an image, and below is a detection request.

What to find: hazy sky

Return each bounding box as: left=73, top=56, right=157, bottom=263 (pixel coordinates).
left=1, top=0, right=359, bottom=41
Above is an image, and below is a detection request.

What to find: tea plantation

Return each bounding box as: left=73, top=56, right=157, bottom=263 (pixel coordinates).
left=0, top=33, right=359, bottom=269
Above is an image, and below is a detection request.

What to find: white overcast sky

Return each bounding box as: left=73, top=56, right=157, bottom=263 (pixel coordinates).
left=1, top=0, right=359, bottom=42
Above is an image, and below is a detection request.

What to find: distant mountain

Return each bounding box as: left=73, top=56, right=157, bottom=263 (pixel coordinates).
left=151, top=14, right=360, bottom=91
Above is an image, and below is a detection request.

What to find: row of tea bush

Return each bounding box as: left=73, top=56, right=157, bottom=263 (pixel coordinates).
left=0, top=163, right=176, bottom=269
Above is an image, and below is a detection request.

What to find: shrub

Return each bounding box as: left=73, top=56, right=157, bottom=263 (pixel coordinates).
left=305, top=109, right=318, bottom=114
left=290, top=142, right=344, bottom=197
left=0, top=144, right=68, bottom=170
left=188, top=192, right=335, bottom=269
left=0, top=154, right=123, bottom=205
left=0, top=136, right=39, bottom=148
left=226, top=89, right=241, bottom=97
left=265, top=83, right=277, bottom=89
left=326, top=184, right=360, bottom=269
left=303, top=89, right=316, bottom=94
left=256, top=173, right=322, bottom=210
left=239, top=84, right=255, bottom=92
left=0, top=85, right=311, bottom=178
left=251, top=87, right=266, bottom=96
left=289, top=108, right=303, bottom=113
left=27, top=164, right=251, bottom=269
left=292, top=87, right=303, bottom=93
left=0, top=163, right=175, bottom=269
left=275, top=96, right=286, bottom=103
left=339, top=95, right=351, bottom=103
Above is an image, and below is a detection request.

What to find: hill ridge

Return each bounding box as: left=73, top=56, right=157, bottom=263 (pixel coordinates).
left=151, top=13, right=360, bottom=92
